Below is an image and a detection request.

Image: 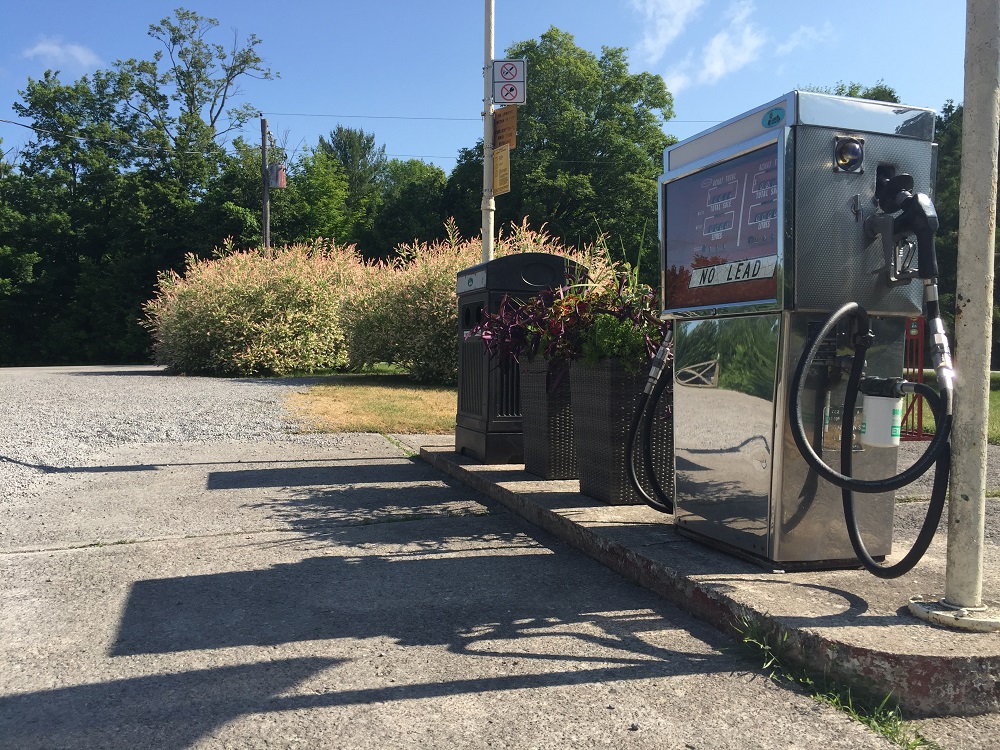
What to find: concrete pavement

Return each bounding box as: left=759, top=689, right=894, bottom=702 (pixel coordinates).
left=2, top=363, right=996, bottom=749
left=419, top=441, right=1000, bottom=749
left=1, top=419, right=902, bottom=748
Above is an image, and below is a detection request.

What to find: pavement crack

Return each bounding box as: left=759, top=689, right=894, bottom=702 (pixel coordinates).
left=0, top=507, right=495, bottom=555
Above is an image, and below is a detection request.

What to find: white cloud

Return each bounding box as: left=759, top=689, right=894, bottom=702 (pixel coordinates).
left=663, top=0, right=767, bottom=92
left=662, top=51, right=694, bottom=93
left=22, top=37, right=101, bottom=70
left=629, top=0, right=708, bottom=64
left=776, top=21, right=836, bottom=56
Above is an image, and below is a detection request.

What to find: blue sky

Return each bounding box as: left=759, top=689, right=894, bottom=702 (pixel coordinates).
left=0, top=1, right=969, bottom=174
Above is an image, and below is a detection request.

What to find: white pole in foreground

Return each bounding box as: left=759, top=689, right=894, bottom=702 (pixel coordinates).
left=481, top=0, right=495, bottom=263
left=910, top=0, right=1000, bottom=631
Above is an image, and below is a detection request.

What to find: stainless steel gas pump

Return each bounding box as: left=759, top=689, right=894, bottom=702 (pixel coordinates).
left=632, top=91, right=954, bottom=574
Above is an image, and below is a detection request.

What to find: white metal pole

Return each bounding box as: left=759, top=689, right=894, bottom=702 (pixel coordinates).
left=908, top=0, right=1000, bottom=631
left=481, top=0, right=495, bottom=263
left=947, top=0, right=1000, bottom=609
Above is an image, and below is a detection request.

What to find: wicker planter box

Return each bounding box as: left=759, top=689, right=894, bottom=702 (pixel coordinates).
left=520, top=359, right=577, bottom=480
left=569, top=359, right=673, bottom=505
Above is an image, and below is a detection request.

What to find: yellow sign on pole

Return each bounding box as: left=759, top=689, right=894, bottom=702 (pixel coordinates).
left=493, top=143, right=510, bottom=196
left=494, top=105, right=517, bottom=150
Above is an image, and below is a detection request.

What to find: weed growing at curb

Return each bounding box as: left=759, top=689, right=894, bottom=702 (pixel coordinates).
left=732, top=614, right=943, bottom=750
left=383, top=434, right=417, bottom=457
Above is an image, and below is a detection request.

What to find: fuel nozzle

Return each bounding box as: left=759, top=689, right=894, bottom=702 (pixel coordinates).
left=875, top=172, right=940, bottom=280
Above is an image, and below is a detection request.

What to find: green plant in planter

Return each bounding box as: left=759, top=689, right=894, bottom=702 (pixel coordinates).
left=572, top=263, right=669, bottom=370
left=581, top=312, right=652, bottom=370
left=566, top=264, right=672, bottom=505
left=475, top=257, right=668, bottom=371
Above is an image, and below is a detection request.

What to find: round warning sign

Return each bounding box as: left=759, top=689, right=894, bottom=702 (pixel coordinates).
left=499, top=83, right=522, bottom=103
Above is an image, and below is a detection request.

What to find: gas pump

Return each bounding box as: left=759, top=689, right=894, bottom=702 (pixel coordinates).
left=629, top=91, right=953, bottom=575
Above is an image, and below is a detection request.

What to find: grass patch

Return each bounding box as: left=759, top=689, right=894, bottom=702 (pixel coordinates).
left=905, top=383, right=1000, bottom=444
left=288, top=372, right=456, bottom=434
left=733, top=615, right=942, bottom=749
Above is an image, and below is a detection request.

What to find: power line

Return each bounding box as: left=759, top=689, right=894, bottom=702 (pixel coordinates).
left=0, top=117, right=213, bottom=156
left=259, top=110, right=722, bottom=125
left=261, top=111, right=480, bottom=122
left=1, top=112, right=724, bottom=166
left=0, top=118, right=459, bottom=163
left=386, top=153, right=458, bottom=160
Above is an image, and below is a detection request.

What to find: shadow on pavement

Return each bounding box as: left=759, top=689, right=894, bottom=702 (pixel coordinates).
left=0, top=658, right=340, bottom=750
left=110, top=550, right=718, bottom=662
left=4, top=448, right=746, bottom=749
left=11, top=535, right=738, bottom=749
left=206, top=459, right=434, bottom=490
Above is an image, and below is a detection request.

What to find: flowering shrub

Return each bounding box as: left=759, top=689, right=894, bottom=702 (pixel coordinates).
left=144, top=220, right=617, bottom=382
left=340, top=234, right=474, bottom=383
left=340, top=219, right=610, bottom=384
left=143, top=239, right=362, bottom=377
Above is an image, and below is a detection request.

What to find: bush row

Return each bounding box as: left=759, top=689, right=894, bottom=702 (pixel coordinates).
left=142, top=221, right=611, bottom=382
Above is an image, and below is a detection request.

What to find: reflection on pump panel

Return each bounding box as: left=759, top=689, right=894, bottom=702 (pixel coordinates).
left=674, top=359, right=719, bottom=388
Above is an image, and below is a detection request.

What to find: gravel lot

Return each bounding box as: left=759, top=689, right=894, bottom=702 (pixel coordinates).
left=0, top=365, right=328, bottom=500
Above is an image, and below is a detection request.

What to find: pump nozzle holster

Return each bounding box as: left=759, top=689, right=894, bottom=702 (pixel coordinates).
left=865, top=172, right=940, bottom=284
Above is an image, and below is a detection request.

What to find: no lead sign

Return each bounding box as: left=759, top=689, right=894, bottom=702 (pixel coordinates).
left=492, top=59, right=526, bottom=104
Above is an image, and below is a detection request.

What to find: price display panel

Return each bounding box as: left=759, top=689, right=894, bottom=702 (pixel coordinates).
left=663, top=144, right=780, bottom=311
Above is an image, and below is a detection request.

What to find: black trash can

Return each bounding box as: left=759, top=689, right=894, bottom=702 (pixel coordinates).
left=455, top=252, right=583, bottom=463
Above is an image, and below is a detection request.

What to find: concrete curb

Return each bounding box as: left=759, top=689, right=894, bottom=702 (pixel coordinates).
left=420, top=445, right=1000, bottom=718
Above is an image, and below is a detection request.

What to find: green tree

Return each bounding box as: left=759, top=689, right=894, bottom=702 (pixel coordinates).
left=115, top=8, right=275, bottom=191
left=317, top=126, right=387, bottom=249
left=0, top=145, right=35, bottom=362
left=362, top=158, right=446, bottom=257
left=286, top=149, right=351, bottom=243
left=1, top=7, right=275, bottom=364
left=7, top=68, right=146, bottom=362
left=933, top=101, right=962, bottom=301
left=195, top=138, right=353, bottom=252
left=195, top=138, right=265, bottom=248
left=444, top=27, right=674, bottom=278
left=113, top=7, right=277, bottom=265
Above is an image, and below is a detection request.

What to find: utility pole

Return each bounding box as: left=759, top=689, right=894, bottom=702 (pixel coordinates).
left=481, top=0, right=495, bottom=263
left=261, top=117, right=271, bottom=250
left=910, top=0, right=1000, bottom=631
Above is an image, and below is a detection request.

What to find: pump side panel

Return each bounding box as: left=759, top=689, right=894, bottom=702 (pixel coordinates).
left=793, top=128, right=930, bottom=315
left=672, top=315, right=779, bottom=558
left=770, top=314, right=900, bottom=563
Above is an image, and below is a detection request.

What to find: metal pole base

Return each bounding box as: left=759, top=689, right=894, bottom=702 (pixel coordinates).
left=908, top=595, right=1000, bottom=632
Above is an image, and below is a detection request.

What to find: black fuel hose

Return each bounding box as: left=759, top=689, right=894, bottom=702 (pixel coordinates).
left=790, top=302, right=951, bottom=492
left=626, top=351, right=674, bottom=514
left=841, top=376, right=950, bottom=578
left=789, top=301, right=953, bottom=578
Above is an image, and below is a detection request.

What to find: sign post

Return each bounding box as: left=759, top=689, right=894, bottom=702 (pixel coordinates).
left=481, top=1, right=495, bottom=262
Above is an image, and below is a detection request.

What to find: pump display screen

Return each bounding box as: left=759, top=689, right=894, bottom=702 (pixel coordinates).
left=663, top=144, right=780, bottom=311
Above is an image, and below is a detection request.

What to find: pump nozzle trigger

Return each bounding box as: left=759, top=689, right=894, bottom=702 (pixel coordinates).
left=872, top=171, right=940, bottom=281
left=865, top=213, right=917, bottom=286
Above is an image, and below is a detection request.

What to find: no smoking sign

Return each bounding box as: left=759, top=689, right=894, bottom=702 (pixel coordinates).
left=498, top=83, right=522, bottom=102
left=492, top=58, right=526, bottom=104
